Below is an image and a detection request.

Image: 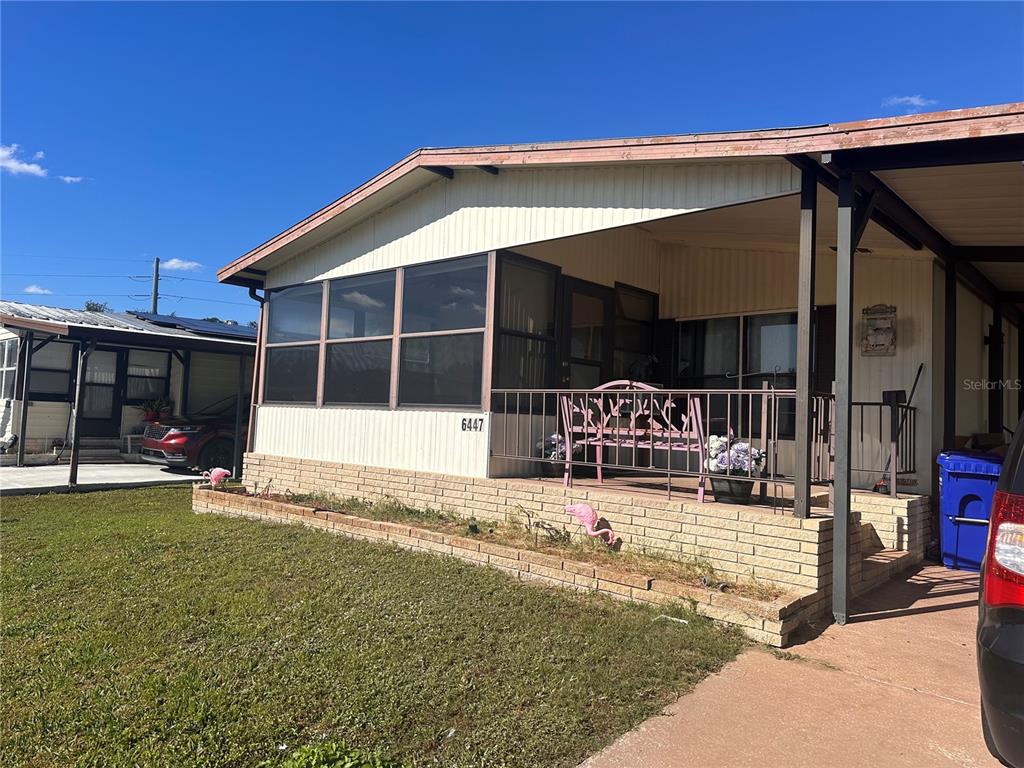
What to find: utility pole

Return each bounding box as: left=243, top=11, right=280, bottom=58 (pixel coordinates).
left=151, top=257, right=160, bottom=314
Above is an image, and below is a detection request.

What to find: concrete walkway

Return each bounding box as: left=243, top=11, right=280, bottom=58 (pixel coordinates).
left=0, top=462, right=201, bottom=495
left=582, top=566, right=999, bottom=768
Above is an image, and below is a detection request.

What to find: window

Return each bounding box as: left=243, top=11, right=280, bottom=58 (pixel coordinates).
left=495, top=256, right=558, bottom=389
left=324, top=271, right=395, bottom=405
left=0, top=339, right=17, bottom=399
left=399, top=256, right=488, bottom=406
left=267, top=283, right=323, bottom=343
left=30, top=340, right=75, bottom=399
left=265, top=346, right=319, bottom=403
left=263, top=283, right=324, bottom=403
left=258, top=256, right=491, bottom=409
left=399, top=334, right=484, bottom=406
left=402, top=256, right=488, bottom=333
left=126, top=349, right=170, bottom=402
left=744, top=313, right=797, bottom=438
left=614, top=285, right=657, bottom=380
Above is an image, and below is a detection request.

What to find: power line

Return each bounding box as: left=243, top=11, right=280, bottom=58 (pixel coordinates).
left=1, top=291, right=254, bottom=307
left=3, top=272, right=219, bottom=284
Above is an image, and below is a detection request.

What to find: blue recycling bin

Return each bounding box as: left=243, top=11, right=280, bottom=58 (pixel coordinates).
left=936, top=451, right=1004, bottom=571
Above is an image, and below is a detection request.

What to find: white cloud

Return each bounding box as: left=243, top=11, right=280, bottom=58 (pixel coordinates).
left=32, top=150, right=45, bottom=160
left=23, top=284, right=53, bottom=295
left=882, top=95, right=938, bottom=112
left=341, top=290, right=385, bottom=309
left=162, top=258, right=203, bottom=271
left=0, top=145, right=47, bottom=177
left=58, top=175, right=84, bottom=184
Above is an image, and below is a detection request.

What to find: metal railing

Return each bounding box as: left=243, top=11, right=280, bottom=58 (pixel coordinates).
left=490, top=384, right=916, bottom=503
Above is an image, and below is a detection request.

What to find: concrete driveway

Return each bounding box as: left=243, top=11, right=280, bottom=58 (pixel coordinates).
left=583, top=566, right=999, bottom=768
left=0, top=462, right=201, bottom=495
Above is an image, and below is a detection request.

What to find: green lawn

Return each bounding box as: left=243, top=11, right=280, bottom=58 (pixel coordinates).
left=1, top=486, right=744, bottom=768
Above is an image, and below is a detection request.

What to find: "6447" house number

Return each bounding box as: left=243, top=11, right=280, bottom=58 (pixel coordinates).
left=460, top=417, right=485, bottom=433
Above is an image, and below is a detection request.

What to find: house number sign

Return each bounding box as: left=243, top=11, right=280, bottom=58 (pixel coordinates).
left=461, top=417, right=485, bottom=432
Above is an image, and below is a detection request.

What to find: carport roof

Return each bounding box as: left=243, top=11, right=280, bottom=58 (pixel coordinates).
left=0, top=301, right=256, bottom=352
left=218, top=102, right=1024, bottom=285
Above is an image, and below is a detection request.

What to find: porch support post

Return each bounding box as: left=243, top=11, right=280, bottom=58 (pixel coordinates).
left=232, top=354, right=245, bottom=480
left=833, top=173, right=857, bottom=626
left=988, top=304, right=1004, bottom=434
left=944, top=258, right=958, bottom=449
left=793, top=167, right=817, bottom=519
left=68, top=340, right=94, bottom=489
left=16, top=330, right=34, bottom=467
left=1019, top=321, right=1024, bottom=419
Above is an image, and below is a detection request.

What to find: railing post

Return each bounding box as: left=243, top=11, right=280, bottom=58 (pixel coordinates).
left=794, top=166, right=817, bottom=518
left=889, top=404, right=899, bottom=497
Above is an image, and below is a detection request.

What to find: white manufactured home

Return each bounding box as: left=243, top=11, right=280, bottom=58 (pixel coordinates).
left=219, top=103, right=1024, bottom=623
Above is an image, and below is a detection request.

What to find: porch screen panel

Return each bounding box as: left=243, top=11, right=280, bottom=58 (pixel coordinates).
left=126, top=349, right=170, bottom=402
left=398, top=255, right=487, bottom=407
left=325, top=271, right=396, bottom=405
left=264, top=283, right=325, bottom=403
left=614, top=285, right=657, bottom=381
left=495, top=257, right=557, bottom=390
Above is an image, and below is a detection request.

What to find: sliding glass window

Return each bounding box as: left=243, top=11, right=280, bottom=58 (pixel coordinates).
left=399, top=255, right=487, bottom=406
left=325, top=271, right=395, bottom=405
left=264, top=283, right=323, bottom=403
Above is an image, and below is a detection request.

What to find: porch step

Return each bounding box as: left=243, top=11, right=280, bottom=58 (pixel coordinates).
left=856, top=548, right=917, bottom=596
left=50, top=448, right=124, bottom=465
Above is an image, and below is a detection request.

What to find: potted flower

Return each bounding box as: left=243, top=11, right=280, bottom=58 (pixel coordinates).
left=705, top=435, right=766, bottom=504
left=137, top=398, right=174, bottom=422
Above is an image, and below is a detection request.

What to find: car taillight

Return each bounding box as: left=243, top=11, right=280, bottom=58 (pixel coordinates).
left=984, top=490, right=1024, bottom=607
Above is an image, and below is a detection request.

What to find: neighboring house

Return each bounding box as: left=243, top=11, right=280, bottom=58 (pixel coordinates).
left=218, top=103, right=1024, bottom=623
left=0, top=302, right=255, bottom=465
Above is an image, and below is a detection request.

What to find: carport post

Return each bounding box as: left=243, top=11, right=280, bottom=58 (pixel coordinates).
left=832, top=174, right=857, bottom=626
left=68, top=341, right=95, bottom=489
left=232, top=354, right=245, bottom=480
left=1019, top=325, right=1024, bottom=419
left=793, top=167, right=817, bottom=519
left=16, top=330, right=34, bottom=467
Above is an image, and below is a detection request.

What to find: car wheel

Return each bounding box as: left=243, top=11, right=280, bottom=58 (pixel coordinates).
left=197, top=438, right=234, bottom=473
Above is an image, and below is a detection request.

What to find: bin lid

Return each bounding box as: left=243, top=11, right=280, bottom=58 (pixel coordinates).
left=936, top=450, right=1004, bottom=475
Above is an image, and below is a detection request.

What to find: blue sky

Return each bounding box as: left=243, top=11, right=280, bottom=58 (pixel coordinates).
left=2, top=1, right=1022, bottom=324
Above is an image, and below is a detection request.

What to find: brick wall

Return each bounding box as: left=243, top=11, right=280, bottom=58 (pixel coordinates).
left=194, top=487, right=806, bottom=646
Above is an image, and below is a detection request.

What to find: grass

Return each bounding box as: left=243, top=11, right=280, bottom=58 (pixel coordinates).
left=1, top=486, right=744, bottom=768
left=280, top=491, right=784, bottom=602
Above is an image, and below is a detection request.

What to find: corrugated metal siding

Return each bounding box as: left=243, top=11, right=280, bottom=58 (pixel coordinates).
left=187, top=352, right=253, bottom=414
left=660, top=245, right=838, bottom=319
left=253, top=405, right=490, bottom=477
left=266, top=160, right=800, bottom=288
left=516, top=226, right=662, bottom=293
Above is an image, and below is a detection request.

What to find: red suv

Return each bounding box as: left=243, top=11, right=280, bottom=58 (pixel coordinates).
left=140, top=397, right=247, bottom=472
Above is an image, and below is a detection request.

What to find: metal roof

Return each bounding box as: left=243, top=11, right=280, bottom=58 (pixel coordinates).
left=0, top=301, right=255, bottom=347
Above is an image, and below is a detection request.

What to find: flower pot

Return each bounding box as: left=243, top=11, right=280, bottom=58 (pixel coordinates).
left=711, top=476, right=755, bottom=504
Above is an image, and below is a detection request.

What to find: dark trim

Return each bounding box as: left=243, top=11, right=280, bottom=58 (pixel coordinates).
left=423, top=165, right=454, bottom=179
left=953, top=246, right=1024, bottom=263
left=824, top=134, right=1024, bottom=172
left=475, top=165, right=500, bottom=175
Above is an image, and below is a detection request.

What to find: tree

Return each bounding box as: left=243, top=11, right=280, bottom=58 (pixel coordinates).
left=84, top=300, right=110, bottom=312
left=247, top=320, right=258, bottom=328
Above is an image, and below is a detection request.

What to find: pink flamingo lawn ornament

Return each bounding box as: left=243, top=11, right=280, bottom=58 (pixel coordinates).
left=565, top=503, right=617, bottom=546
left=202, top=467, right=231, bottom=488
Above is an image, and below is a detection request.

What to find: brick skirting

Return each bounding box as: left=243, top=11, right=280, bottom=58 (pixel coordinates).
left=194, top=487, right=809, bottom=646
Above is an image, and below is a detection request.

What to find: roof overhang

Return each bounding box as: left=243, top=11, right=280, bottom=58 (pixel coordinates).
left=218, top=103, right=1024, bottom=285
